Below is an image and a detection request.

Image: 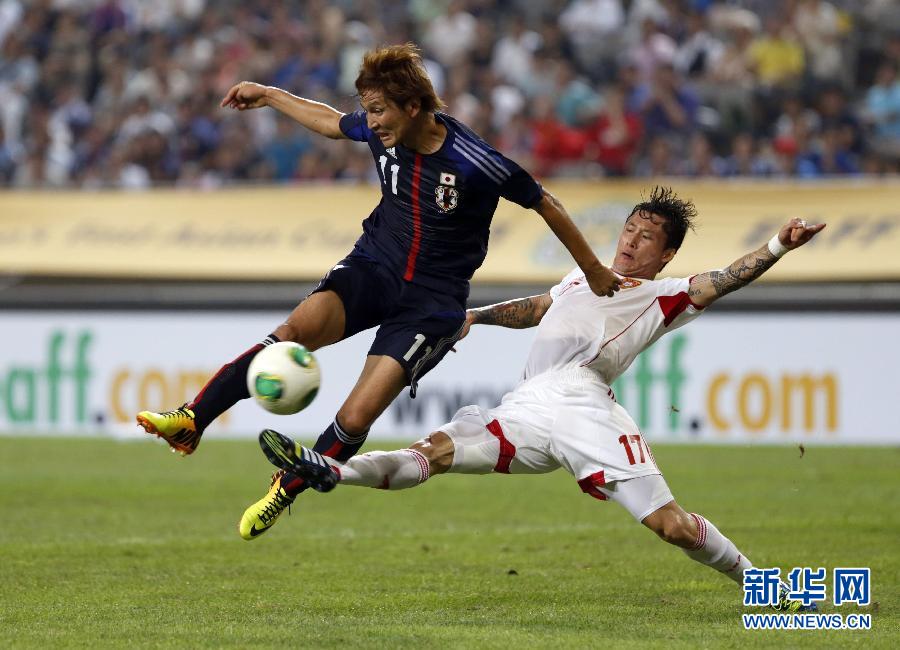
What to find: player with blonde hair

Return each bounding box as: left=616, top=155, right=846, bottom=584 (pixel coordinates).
left=134, top=43, right=621, bottom=537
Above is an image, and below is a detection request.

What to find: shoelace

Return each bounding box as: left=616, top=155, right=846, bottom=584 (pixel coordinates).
left=258, top=471, right=292, bottom=524
left=161, top=405, right=191, bottom=420
left=259, top=494, right=284, bottom=526
left=159, top=406, right=197, bottom=446
left=773, top=587, right=801, bottom=612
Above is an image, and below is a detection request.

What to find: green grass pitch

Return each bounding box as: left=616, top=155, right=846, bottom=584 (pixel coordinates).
left=1, top=437, right=897, bottom=648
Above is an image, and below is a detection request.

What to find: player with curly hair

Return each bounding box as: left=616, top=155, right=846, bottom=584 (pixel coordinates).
left=260, top=186, right=825, bottom=611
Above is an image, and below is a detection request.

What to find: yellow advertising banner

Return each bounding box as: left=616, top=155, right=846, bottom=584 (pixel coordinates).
left=1, top=180, right=899, bottom=283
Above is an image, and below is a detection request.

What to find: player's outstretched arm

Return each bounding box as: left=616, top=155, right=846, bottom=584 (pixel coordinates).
left=220, top=82, right=346, bottom=139
left=458, top=293, right=553, bottom=340
left=688, top=217, right=826, bottom=308
left=533, top=189, right=622, bottom=298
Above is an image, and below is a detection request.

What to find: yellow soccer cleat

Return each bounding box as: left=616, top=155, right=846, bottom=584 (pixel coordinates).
left=239, top=471, right=295, bottom=540
left=136, top=404, right=201, bottom=456
left=773, top=581, right=819, bottom=613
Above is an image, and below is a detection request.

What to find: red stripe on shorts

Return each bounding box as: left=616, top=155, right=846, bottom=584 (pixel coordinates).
left=485, top=419, right=515, bottom=473
left=578, top=471, right=608, bottom=501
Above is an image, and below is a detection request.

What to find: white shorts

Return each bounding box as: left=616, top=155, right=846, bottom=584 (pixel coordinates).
left=439, top=367, right=674, bottom=521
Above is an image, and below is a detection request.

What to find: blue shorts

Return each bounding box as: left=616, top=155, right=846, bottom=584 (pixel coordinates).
left=310, top=252, right=466, bottom=396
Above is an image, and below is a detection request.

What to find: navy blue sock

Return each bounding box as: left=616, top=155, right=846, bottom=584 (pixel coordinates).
left=312, top=417, right=369, bottom=462
left=189, top=334, right=280, bottom=432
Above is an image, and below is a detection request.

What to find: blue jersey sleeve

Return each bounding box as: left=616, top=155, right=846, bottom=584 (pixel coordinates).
left=339, top=111, right=372, bottom=142
left=451, top=128, right=543, bottom=209
left=497, top=156, right=543, bottom=209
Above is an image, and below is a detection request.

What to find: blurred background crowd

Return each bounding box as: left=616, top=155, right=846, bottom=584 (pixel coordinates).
left=1, top=0, right=899, bottom=189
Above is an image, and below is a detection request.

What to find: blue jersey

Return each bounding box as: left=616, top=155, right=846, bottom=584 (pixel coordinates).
left=339, top=111, right=543, bottom=295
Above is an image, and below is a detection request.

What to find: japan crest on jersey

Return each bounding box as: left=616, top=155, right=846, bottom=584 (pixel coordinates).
left=435, top=171, right=459, bottom=212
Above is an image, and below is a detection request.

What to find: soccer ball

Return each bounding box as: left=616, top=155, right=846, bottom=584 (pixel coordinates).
left=246, top=342, right=321, bottom=415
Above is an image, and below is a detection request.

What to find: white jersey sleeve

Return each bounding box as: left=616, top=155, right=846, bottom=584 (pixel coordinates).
left=651, top=275, right=706, bottom=331
left=549, top=267, right=584, bottom=301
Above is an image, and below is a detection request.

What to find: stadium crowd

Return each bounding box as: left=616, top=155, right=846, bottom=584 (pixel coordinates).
left=0, top=0, right=898, bottom=188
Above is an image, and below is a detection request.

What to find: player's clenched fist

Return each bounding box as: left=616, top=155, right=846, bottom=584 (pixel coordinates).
left=220, top=81, right=269, bottom=110
left=584, top=264, right=623, bottom=298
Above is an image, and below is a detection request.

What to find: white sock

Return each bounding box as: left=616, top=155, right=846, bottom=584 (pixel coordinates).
left=334, top=449, right=430, bottom=490
left=683, top=513, right=753, bottom=585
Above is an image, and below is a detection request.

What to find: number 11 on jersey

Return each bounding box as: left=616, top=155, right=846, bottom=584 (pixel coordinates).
left=379, top=155, right=399, bottom=195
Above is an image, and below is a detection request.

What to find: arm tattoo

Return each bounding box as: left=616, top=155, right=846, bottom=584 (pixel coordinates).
left=470, top=294, right=550, bottom=329
left=707, top=245, right=778, bottom=298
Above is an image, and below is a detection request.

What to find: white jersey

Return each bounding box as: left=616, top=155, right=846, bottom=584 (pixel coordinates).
left=440, top=268, right=706, bottom=505
left=521, top=268, right=705, bottom=385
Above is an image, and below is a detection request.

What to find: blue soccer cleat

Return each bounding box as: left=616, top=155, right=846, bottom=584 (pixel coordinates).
left=258, top=429, right=338, bottom=493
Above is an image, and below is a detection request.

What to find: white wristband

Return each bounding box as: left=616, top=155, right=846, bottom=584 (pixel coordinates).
left=767, top=234, right=788, bottom=258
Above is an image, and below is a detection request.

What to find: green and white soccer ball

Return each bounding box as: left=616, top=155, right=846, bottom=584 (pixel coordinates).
left=246, top=341, right=321, bottom=415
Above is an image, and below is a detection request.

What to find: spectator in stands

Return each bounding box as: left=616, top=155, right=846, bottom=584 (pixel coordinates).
left=774, top=94, right=821, bottom=147
left=495, top=110, right=535, bottom=170
left=529, top=95, right=587, bottom=177
left=536, top=13, right=577, bottom=68
left=583, top=84, right=642, bottom=176
left=635, top=63, right=699, bottom=142
left=466, top=17, right=496, bottom=70
left=0, top=1, right=892, bottom=187
left=423, top=0, right=477, bottom=69
left=674, top=11, right=724, bottom=80
left=817, top=85, right=864, bottom=155
left=708, top=18, right=757, bottom=133
left=721, top=132, right=779, bottom=177
left=491, top=15, right=541, bottom=88
left=518, top=54, right=558, bottom=101
left=554, top=60, right=602, bottom=127
left=262, top=117, right=313, bottom=182
left=617, top=61, right=644, bottom=114
left=864, top=62, right=900, bottom=155
left=794, top=124, right=859, bottom=177
left=442, top=64, right=481, bottom=126
left=793, top=0, right=845, bottom=84
left=633, top=135, right=678, bottom=177
left=748, top=16, right=805, bottom=89
left=0, top=123, right=14, bottom=183
left=629, top=17, right=678, bottom=85
left=817, top=126, right=860, bottom=175
left=681, top=132, right=727, bottom=177
left=625, top=0, right=677, bottom=45
left=558, top=0, right=624, bottom=79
